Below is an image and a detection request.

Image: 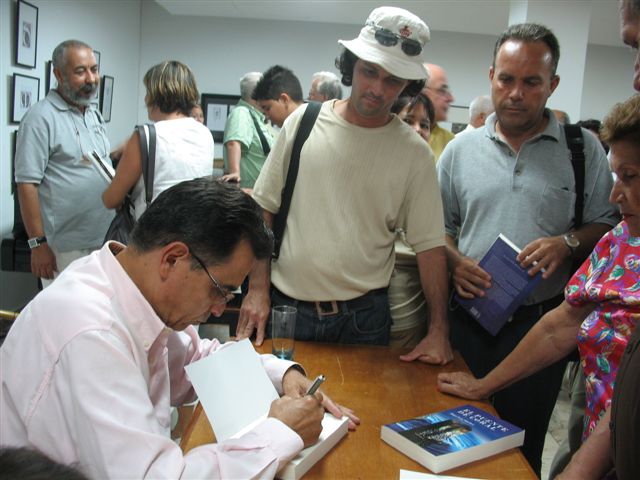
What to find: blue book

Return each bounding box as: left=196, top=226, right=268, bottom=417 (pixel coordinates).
left=381, top=404, right=525, bottom=473
left=454, top=234, right=543, bottom=336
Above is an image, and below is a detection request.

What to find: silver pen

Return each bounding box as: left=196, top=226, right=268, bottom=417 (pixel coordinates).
left=305, top=375, right=326, bottom=396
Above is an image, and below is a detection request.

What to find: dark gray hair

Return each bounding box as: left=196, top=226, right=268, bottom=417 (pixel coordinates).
left=493, top=23, right=560, bottom=76
left=312, top=71, right=343, bottom=100
left=52, top=39, right=92, bottom=69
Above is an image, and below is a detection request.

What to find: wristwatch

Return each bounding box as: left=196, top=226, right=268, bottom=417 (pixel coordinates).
left=563, top=233, right=580, bottom=257
left=27, top=236, right=47, bottom=249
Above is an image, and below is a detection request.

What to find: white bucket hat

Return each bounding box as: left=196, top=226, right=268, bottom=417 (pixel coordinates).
left=338, top=6, right=430, bottom=80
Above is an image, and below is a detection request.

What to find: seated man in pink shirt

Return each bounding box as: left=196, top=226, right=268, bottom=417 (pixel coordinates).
left=0, top=178, right=358, bottom=479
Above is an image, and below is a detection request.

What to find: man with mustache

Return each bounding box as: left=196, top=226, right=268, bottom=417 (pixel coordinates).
left=238, top=7, right=452, bottom=365
left=15, top=39, right=113, bottom=287
left=432, top=23, right=619, bottom=475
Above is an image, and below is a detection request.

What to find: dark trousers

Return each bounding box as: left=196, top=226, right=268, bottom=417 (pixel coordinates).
left=450, top=294, right=567, bottom=477
left=270, top=287, right=392, bottom=345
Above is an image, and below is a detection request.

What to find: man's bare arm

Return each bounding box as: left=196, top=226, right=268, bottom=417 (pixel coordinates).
left=220, top=140, right=242, bottom=184
left=17, top=183, right=56, bottom=279
left=236, top=209, right=273, bottom=345
left=399, top=246, right=453, bottom=365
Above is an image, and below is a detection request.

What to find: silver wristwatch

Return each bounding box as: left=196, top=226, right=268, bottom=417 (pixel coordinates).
left=563, top=233, right=580, bottom=256
left=27, top=236, right=47, bottom=249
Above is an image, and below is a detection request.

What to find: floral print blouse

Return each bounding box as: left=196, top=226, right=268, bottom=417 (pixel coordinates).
left=565, top=222, right=640, bottom=439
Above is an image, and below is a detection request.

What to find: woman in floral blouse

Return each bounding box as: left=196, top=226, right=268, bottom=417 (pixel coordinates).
left=434, top=94, right=640, bottom=479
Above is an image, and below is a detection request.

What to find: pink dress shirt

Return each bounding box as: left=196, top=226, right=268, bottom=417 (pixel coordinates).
left=0, top=243, right=303, bottom=479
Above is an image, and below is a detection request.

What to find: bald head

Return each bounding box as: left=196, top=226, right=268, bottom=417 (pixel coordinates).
left=423, top=63, right=454, bottom=122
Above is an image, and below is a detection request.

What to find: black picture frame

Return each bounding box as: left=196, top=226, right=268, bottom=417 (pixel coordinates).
left=100, top=75, right=114, bottom=122
left=45, top=60, right=56, bottom=92
left=15, top=0, right=39, bottom=68
left=11, top=73, right=40, bottom=124
left=11, top=131, right=18, bottom=195
left=92, top=50, right=101, bottom=108
left=201, top=93, right=241, bottom=142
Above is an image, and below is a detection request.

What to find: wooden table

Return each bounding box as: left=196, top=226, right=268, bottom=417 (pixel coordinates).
left=181, top=341, right=536, bottom=479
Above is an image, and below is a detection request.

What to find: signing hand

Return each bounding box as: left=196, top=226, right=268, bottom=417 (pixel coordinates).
left=450, top=255, right=491, bottom=299
left=236, top=288, right=270, bottom=345
left=268, top=395, right=324, bottom=447
left=282, top=368, right=361, bottom=431
left=437, top=371, right=489, bottom=399
left=518, top=236, right=570, bottom=279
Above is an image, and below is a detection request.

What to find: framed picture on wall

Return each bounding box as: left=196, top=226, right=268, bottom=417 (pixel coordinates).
left=100, top=75, right=114, bottom=122
left=15, top=0, right=39, bottom=68
left=11, top=73, right=40, bottom=123
left=201, top=93, right=241, bottom=142
left=46, top=60, right=56, bottom=92
left=92, top=50, right=101, bottom=107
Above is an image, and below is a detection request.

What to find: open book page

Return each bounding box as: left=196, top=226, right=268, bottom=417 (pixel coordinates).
left=400, top=470, right=482, bottom=480
left=185, top=339, right=348, bottom=479
left=184, top=339, right=279, bottom=441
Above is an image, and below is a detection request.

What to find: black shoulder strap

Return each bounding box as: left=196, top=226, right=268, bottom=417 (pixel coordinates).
left=563, top=124, right=585, bottom=228
left=136, top=124, right=157, bottom=204
left=272, top=102, right=322, bottom=260
left=249, top=112, right=271, bottom=156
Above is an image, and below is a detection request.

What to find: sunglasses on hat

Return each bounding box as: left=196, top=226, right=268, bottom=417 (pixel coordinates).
left=366, top=21, right=423, bottom=56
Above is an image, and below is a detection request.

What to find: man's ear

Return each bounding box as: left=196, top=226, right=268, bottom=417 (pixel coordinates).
left=53, top=67, right=63, bottom=85
left=549, top=74, right=560, bottom=94
left=279, top=93, right=292, bottom=105
left=489, top=65, right=495, bottom=82
left=159, top=242, right=190, bottom=280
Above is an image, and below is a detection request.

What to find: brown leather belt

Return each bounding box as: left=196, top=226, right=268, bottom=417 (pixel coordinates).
left=272, top=287, right=388, bottom=317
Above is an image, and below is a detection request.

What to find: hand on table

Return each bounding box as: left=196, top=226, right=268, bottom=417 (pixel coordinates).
left=282, top=367, right=360, bottom=431
left=436, top=371, right=489, bottom=400
left=236, top=288, right=270, bottom=345
left=399, top=331, right=453, bottom=365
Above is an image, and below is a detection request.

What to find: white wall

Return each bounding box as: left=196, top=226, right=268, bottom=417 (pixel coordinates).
left=1, top=0, right=635, bottom=309
left=0, top=0, right=141, bottom=309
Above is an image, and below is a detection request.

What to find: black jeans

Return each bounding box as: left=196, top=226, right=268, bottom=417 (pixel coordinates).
left=450, top=293, right=566, bottom=477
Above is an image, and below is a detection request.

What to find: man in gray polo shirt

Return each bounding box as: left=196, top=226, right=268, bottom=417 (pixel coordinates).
left=15, top=39, right=113, bottom=286
left=432, top=23, right=619, bottom=475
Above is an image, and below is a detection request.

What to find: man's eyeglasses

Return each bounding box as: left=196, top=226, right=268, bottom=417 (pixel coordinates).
left=189, top=248, right=235, bottom=305
left=366, top=22, right=423, bottom=57
left=426, top=86, right=453, bottom=98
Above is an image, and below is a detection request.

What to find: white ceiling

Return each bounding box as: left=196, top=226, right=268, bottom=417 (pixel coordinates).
left=155, top=0, right=623, bottom=47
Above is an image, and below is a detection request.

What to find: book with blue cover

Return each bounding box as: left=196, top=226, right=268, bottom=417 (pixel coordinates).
left=454, top=233, right=543, bottom=336
left=381, top=404, right=524, bottom=473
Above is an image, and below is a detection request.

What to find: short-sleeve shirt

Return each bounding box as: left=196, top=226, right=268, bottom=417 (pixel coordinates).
left=14, top=90, right=114, bottom=251
left=565, top=222, right=640, bottom=438
left=253, top=101, right=445, bottom=301
left=223, top=99, right=273, bottom=189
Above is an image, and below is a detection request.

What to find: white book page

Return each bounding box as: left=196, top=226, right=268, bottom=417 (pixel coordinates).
left=399, top=470, right=483, bottom=480
left=185, top=339, right=279, bottom=441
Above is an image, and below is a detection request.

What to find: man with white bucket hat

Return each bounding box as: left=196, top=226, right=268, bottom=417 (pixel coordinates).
left=238, top=7, right=452, bottom=365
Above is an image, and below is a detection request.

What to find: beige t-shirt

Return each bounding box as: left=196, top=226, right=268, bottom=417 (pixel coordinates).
left=253, top=101, right=445, bottom=301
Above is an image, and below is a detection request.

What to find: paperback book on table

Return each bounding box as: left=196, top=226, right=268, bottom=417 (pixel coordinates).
left=454, top=233, right=543, bottom=336
left=185, top=339, right=348, bottom=480
left=381, top=404, right=524, bottom=473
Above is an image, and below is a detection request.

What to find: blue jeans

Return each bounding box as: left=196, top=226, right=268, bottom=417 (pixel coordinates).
left=270, top=287, right=392, bottom=345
